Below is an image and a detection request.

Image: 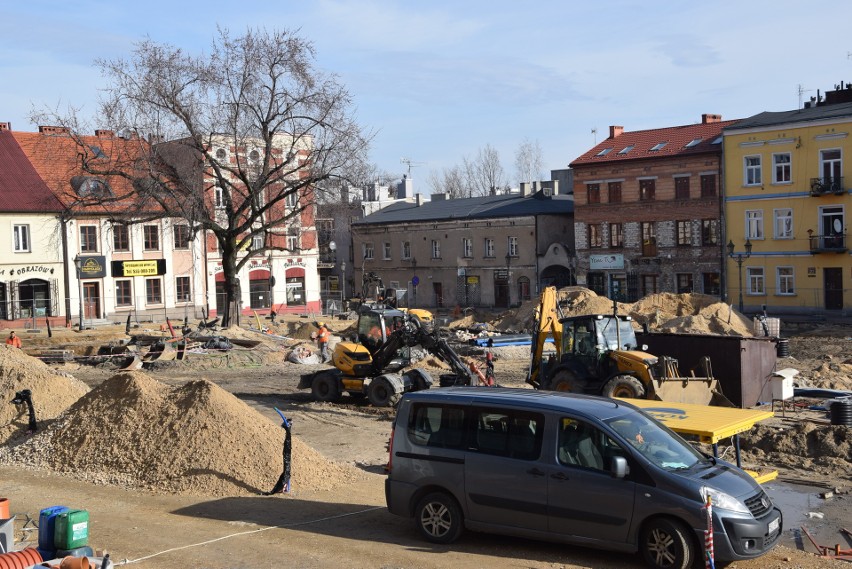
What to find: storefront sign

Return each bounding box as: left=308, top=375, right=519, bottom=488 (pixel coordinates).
left=79, top=256, right=107, bottom=278
left=111, top=259, right=167, bottom=277
left=494, top=269, right=509, bottom=281
left=590, top=254, right=624, bottom=270
left=0, top=265, right=58, bottom=277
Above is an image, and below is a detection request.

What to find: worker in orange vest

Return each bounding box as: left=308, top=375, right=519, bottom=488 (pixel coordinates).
left=6, top=330, right=21, bottom=348
left=316, top=322, right=331, bottom=362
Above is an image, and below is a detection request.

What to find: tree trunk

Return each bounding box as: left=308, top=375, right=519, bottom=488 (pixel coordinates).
left=220, top=241, right=241, bottom=328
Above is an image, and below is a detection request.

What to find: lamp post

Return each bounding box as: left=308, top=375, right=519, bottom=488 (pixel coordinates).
left=505, top=253, right=512, bottom=307
left=73, top=255, right=83, bottom=330
left=340, top=261, right=346, bottom=307
left=727, top=239, right=752, bottom=313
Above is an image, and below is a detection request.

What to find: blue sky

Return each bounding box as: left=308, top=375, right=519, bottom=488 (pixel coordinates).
left=2, top=1, right=851, bottom=190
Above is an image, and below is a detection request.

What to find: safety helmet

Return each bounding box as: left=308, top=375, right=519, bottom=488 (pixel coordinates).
left=319, top=322, right=326, bottom=327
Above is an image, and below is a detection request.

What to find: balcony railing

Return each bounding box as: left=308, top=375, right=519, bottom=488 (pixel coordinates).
left=810, top=176, right=845, bottom=196
left=809, top=233, right=848, bottom=253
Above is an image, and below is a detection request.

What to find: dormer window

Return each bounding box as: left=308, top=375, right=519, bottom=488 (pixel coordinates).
left=70, top=176, right=113, bottom=198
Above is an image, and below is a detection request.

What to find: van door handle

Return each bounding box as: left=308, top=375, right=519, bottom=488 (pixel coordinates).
left=550, top=472, right=569, bottom=480
left=526, top=467, right=546, bottom=477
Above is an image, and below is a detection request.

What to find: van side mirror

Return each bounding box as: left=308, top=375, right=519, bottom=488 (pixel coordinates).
left=611, top=456, right=629, bottom=479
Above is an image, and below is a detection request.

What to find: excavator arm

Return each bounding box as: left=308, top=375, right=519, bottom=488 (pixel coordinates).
left=527, top=286, right=563, bottom=389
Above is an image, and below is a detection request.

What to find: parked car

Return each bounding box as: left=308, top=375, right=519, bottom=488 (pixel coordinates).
left=385, top=388, right=782, bottom=569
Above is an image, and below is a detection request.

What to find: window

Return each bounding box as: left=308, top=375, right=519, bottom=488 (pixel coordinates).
left=587, top=183, right=600, bottom=204
left=589, top=224, right=602, bottom=248
left=176, top=276, right=191, bottom=303
left=650, top=142, right=667, bottom=151
left=173, top=225, right=190, bottom=249
left=684, top=138, right=703, bottom=148
left=145, top=278, right=163, bottom=305
left=641, top=222, right=656, bottom=256
left=473, top=409, right=544, bottom=460
left=215, top=148, right=227, bottom=162
left=285, top=190, right=299, bottom=209
left=820, top=149, right=842, bottom=181
left=642, top=274, right=658, bottom=295
left=557, top=418, right=608, bottom=470
left=700, top=174, right=717, bottom=197
left=676, top=221, right=692, bottom=246
left=363, top=242, right=374, bottom=260
left=711, top=136, right=723, bottom=145
left=462, top=238, right=472, bottom=258
left=774, top=208, right=793, bottom=239
left=287, top=234, right=299, bottom=251
left=484, top=238, right=495, bottom=258
left=251, top=233, right=265, bottom=251
left=508, top=236, right=518, bottom=257
left=595, top=148, right=613, bottom=156
left=676, top=273, right=694, bottom=293
left=113, top=224, right=129, bottom=251
left=431, top=240, right=441, bottom=259
left=747, top=267, right=765, bottom=295
left=674, top=176, right=690, bottom=199
left=609, top=223, right=623, bottom=248
left=80, top=225, right=98, bottom=252
left=773, top=153, right=791, bottom=184
left=776, top=267, right=794, bottom=295
left=701, top=219, right=719, bottom=246
left=115, top=280, right=133, bottom=307
left=703, top=273, right=720, bottom=296
left=13, top=225, right=30, bottom=252
left=143, top=225, right=160, bottom=251
left=639, top=179, right=655, bottom=201
left=402, top=241, right=411, bottom=260
left=407, top=403, right=466, bottom=449
left=608, top=181, right=622, bottom=203
left=744, top=156, right=762, bottom=186
left=617, top=145, right=634, bottom=155
left=746, top=210, right=764, bottom=239
left=383, top=242, right=392, bottom=260
left=214, top=184, right=226, bottom=209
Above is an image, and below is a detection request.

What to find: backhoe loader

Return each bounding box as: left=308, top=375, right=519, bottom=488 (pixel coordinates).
left=299, top=307, right=474, bottom=407
left=526, top=286, right=731, bottom=406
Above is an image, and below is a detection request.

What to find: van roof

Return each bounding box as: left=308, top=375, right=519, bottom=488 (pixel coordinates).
left=403, top=387, right=634, bottom=420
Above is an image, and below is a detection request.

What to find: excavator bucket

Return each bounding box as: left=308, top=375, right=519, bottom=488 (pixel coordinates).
left=143, top=341, right=177, bottom=363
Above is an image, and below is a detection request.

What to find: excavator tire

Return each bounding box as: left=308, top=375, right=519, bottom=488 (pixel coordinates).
left=311, top=372, right=341, bottom=402
left=551, top=370, right=582, bottom=393
left=602, top=375, right=645, bottom=399
left=368, top=378, right=401, bottom=407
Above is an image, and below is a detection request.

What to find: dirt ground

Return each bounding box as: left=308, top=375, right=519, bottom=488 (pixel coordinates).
left=2, top=304, right=851, bottom=568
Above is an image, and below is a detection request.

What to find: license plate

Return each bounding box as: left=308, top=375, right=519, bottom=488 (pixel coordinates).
left=768, top=517, right=780, bottom=535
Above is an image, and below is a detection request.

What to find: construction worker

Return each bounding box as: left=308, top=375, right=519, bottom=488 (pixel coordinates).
left=316, top=322, right=331, bottom=362
left=5, top=330, right=21, bottom=348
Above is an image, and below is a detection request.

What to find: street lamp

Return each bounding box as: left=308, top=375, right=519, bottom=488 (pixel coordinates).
left=73, top=255, right=83, bottom=330
left=727, top=239, right=752, bottom=313
left=505, top=253, right=512, bottom=307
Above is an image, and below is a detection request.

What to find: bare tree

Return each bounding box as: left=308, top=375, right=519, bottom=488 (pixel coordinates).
left=515, top=138, right=544, bottom=185
left=466, top=144, right=507, bottom=196
left=39, top=28, right=370, bottom=327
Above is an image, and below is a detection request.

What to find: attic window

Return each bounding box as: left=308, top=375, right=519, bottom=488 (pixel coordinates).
left=684, top=138, right=703, bottom=148
left=649, top=142, right=668, bottom=151
left=88, top=145, right=106, bottom=159
left=617, top=145, right=634, bottom=155
left=70, top=176, right=113, bottom=198
left=711, top=136, right=723, bottom=145
left=215, top=148, right=227, bottom=160
left=248, top=149, right=261, bottom=162
left=596, top=148, right=613, bottom=156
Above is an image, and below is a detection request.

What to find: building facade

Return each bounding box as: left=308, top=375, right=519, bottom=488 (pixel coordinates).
left=723, top=89, right=852, bottom=315
left=569, top=116, right=735, bottom=301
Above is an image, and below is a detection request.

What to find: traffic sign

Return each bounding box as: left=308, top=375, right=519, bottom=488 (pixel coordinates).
left=412, top=276, right=419, bottom=286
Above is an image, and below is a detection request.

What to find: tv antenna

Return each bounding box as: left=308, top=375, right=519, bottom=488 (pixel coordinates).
left=400, top=157, right=424, bottom=176
left=591, top=128, right=598, bottom=145
left=797, top=83, right=814, bottom=108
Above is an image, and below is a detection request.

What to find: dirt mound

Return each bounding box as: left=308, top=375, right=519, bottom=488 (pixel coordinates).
left=632, top=294, right=753, bottom=336
left=740, top=422, right=852, bottom=480
left=0, top=345, right=89, bottom=444
left=0, top=371, right=362, bottom=496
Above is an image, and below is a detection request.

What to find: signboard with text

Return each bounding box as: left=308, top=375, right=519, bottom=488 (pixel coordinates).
left=78, top=256, right=107, bottom=278
left=589, top=254, right=624, bottom=270
left=111, top=259, right=167, bottom=277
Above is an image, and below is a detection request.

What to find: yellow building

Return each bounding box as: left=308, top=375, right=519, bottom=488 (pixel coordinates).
left=723, top=91, right=852, bottom=315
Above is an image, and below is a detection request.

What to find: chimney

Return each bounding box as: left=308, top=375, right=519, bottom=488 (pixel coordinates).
left=432, top=192, right=446, bottom=201
left=95, top=129, right=114, bottom=138
left=38, top=125, right=70, bottom=135
left=702, top=114, right=722, bottom=124
left=0, top=122, right=11, bottom=132
left=609, top=125, right=624, bottom=139
left=415, top=193, right=423, bottom=206
left=519, top=182, right=530, bottom=196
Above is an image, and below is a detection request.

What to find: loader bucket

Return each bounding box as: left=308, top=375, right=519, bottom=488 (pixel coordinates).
left=120, top=355, right=143, bottom=371
left=143, top=341, right=177, bottom=363
left=652, top=378, right=733, bottom=407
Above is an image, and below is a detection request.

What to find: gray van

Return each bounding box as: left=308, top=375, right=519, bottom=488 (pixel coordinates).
left=385, top=388, right=781, bottom=569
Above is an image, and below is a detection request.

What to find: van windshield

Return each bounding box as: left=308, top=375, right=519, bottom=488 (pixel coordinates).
left=605, top=411, right=706, bottom=470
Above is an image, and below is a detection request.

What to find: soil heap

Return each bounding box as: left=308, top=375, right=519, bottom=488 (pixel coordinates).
left=0, top=371, right=362, bottom=497
left=741, top=422, right=852, bottom=480
left=0, top=345, right=89, bottom=445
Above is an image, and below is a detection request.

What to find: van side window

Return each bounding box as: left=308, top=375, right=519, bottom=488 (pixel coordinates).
left=408, top=403, right=465, bottom=449
left=473, top=409, right=543, bottom=460
left=558, top=418, right=606, bottom=471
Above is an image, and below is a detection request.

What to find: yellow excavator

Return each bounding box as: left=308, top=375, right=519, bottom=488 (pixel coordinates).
left=527, top=286, right=731, bottom=406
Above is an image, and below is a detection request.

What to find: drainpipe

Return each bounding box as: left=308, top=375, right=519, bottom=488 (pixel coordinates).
left=60, top=217, right=72, bottom=327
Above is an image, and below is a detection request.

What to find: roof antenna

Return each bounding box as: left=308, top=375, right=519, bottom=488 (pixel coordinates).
left=591, top=128, right=598, bottom=145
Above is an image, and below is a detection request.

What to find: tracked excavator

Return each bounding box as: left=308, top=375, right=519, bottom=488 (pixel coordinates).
left=526, top=286, right=731, bottom=405
left=298, top=307, right=474, bottom=407
left=357, top=271, right=434, bottom=330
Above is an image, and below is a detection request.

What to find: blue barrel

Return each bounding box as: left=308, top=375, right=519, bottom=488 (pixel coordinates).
left=38, top=506, right=69, bottom=550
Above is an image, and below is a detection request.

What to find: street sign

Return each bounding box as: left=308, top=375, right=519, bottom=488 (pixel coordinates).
left=412, top=276, right=420, bottom=286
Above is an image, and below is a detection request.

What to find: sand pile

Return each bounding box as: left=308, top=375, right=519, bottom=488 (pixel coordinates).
left=0, top=345, right=89, bottom=445
left=740, top=422, right=852, bottom=480
left=0, top=371, right=362, bottom=497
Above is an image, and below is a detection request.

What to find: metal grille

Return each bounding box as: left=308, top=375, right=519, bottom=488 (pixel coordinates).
left=744, top=490, right=772, bottom=518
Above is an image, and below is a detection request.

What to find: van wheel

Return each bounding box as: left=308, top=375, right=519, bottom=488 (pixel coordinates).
left=551, top=370, right=581, bottom=392
left=415, top=492, right=463, bottom=544
left=311, top=373, right=341, bottom=402
left=603, top=375, right=645, bottom=399
left=640, top=518, right=694, bottom=569
left=368, top=378, right=400, bottom=407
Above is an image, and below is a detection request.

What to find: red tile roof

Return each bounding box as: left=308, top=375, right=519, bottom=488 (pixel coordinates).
left=569, top=118, right=739, bottom=166
left=11, top=128, right=156, bottom=215
left=0, top=131, right=63, bottom=213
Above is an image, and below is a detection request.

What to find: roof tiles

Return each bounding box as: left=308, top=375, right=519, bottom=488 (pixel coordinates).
left=0, top=131, right=63, bottom=213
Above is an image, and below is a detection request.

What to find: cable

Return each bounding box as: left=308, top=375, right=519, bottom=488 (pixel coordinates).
left=115, top=506, right=384, bottom=565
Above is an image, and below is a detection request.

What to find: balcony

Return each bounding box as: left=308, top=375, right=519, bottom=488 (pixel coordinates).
left=809, top=233, right=848, bottom=253
left=810, top=176, right=845, bottom=196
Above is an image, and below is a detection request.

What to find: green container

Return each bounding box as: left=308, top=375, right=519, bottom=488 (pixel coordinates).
left=53, top=509, right=89, bottom=550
